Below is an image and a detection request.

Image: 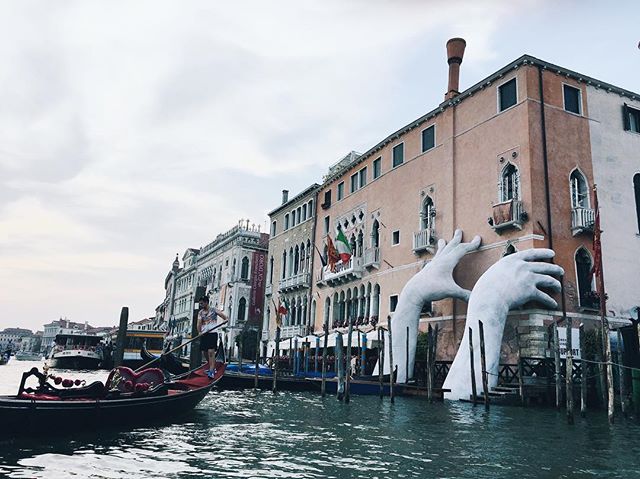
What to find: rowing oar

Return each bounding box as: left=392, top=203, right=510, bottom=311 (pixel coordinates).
left=134, top=320, right=229, bottom=372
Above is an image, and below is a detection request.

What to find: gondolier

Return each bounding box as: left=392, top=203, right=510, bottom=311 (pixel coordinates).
left=197, top=295, right=228, bottom=378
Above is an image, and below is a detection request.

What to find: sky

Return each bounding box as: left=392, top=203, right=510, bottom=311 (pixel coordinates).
left=1, top=0, right=638, bottom=332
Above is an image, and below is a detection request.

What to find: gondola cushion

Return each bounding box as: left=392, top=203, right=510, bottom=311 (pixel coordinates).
left=106, top=366, right=165, bottom=392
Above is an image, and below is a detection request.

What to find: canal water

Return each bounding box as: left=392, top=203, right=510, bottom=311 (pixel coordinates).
left=1, top=359, right=639, bottom=478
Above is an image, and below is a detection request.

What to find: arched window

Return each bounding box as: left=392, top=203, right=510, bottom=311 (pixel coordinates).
left=371, top=220, right=380, bottom=248
left=294, top=246, right=300, bottom=275
left=324, top=297, right=331, bottom=330
left=306, top=240, right=311, bottom=272
left=288, top=248, right=294, bottom=277
left=300, top=243, right=306, bottom=272
left=500, top=163, right=520, bottom=202
left=241, top=256, right=249, bottom=280
left=232, top=258, right=237, bottom=280
left=282, top=251, right=287, bottom=279
left=421, top=196, right=436, bottom=231
left=284, top=214, right=289, bottom=230
left=575, top=248, right=595, bottom=308
left=311, top=299, right=316, bottom=328
left=634, top=173, right=640, bottom=234
left=237, top=298, right=247, bottom=322
left=372, top=284, right=380, bottom=318
left=503, top=244, right=517, bottom=256
left=570, top=169, right=589, bottom=209
left=268, top=256, right=274, bottom=285
left=349, top=234, right=356, bottom=257
left=357, top=231, right=364, bottom=257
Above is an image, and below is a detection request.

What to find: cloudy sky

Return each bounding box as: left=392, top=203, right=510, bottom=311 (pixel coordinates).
left=1, top=0, right=638, bottom=332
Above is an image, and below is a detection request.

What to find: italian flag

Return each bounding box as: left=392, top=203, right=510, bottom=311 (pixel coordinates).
left=335, top=229, right=352, bottom=262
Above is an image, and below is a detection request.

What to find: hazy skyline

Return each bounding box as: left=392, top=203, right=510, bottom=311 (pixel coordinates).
left=1, top=0, right=638, bottom=331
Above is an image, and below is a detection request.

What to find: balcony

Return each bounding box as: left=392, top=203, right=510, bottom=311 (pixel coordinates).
left=281, top=324, right=308, bottom=339
left=265, top=284, right=273, bottom=296
left=363, top=247, right=380, bottom=268
left=278, top=272, right=311, bottom=292
left=490, top=199, right=527, bottom=233
left=571, top=207, right=595, bottom=236
left=413, top=228, right=436, bottom=254
left=261, top=330, right=270, bottom=341
left=317, top=257, right=363, bottom=286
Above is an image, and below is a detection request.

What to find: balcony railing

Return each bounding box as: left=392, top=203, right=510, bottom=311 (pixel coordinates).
left=261, top=330, right=270, bottom=341
left=363, top=247, right=380, bottom=268
left=265, top=284, right=273, bottom=296
left=281, top=324, right=308, bottom=339
left=279, top=272, right=311, bottom=292
left=413, top=228, right=436, bottom=254
left=571, top=207, right=595, bottom=236
left=490, top=199, right=526, bottom=232
left=317, top=257, right=363, bottom=286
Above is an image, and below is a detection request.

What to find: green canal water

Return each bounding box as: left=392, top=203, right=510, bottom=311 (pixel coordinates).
left=1, top=360, right=639, bottom=478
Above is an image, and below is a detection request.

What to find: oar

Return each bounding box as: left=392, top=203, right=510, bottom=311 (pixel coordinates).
left=135, top=320, right=229, bottom=372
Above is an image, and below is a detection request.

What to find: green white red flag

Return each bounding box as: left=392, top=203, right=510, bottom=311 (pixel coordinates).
left=335, top=229, right=352, bottom=263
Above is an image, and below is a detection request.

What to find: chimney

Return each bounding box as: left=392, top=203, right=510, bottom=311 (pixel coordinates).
left=445, top=38, right=466, bottom=100
left=282, top=189, right=289, bottom=204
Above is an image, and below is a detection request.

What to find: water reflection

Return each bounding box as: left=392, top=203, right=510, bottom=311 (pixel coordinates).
left=1, top=363, right=640, bottom=478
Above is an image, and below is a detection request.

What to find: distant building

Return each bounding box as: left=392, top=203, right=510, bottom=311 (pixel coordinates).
left=161, top=220, right=269, bottom=358
left=0, top=328, right=33, bottom=352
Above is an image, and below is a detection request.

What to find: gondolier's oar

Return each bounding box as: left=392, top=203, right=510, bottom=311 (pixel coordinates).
left=135, top=320, right=229, bottom=372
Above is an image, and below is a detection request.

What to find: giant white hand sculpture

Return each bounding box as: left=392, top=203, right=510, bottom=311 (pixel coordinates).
left=386, top=230, right=481, bottom=382
left=443, top=249, right=564, bottom=401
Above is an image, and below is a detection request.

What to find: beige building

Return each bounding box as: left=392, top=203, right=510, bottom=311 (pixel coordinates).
left=262, top=185, right=320, bottom=347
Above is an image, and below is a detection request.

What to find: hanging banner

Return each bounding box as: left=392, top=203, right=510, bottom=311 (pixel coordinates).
left=558, top=328, right=581, bottom=359
left=248, top=251, right=266, bottom=326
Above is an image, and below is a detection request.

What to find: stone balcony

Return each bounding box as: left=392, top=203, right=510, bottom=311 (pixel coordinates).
left=261, top=330, right=270, bottom=341
left=316, top=257, right=363, bottom=286
left=490, top=199, right=527, bottom=233
left=265, top=284, right=272, bottom=296
left=571, top=207, right=595, bottom=236
left=363, top=247, right=380, bottom=268
left=278, top=272, right=311, bottom=292
left=281, top=324, right=308, bottom=339
left=413, top=228, right=436, bottom=254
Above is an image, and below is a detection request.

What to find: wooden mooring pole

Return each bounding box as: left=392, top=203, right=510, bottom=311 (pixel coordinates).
left=405, top=326, right=410, bottom=385
left=566, top=317, right=574, bottom=425
left=114, top=306, right=129, bottom=368
left=345, top=317, right=353, bottom=404
left=616, top=329, right=627, bottom=418
left=430, top=325, right=438, bottom=403
left=553, top=322, right=562, bottom=409
left=388, top=316, right=395, bottom=403
left=336, top=332, right=345, bottom=401
left=479, top=320, right=489, bottom=411
left=378, top=327, right=384, bottom=399
left=604, top=324, right=615, bottom=424
left=254, top=328, right=261, bottom=390
left=468, top=327, right=477, bottom=406
left=516, top=330, right=525, bottom=406
left=426, top=325, right=433, bottom=402
left=321, top=319, right=329, bottom=398
left=580, top=324, right=587, bottom=418
left=272, top=327, right=280, bottom=394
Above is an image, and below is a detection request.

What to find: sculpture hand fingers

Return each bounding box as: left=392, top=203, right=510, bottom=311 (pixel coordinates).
left=532, top=290, right=558, bottom=309
left=433, top=238, right=447, bottom=258
left=529, top=262, right=564, bottom=277
left=441, top=229, right=463, bottom=255
left=513, top=248, right=555, bottom=262
left=452, top=234, right=482, bottom=261
left=532, top=273, right=561, bottom=292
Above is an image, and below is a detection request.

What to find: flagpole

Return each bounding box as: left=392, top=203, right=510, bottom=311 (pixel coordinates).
left=593, top=184, right=614, bottom=424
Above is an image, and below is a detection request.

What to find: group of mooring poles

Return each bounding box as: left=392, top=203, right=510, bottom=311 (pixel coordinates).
left=467, top=321, right=490, bottom=411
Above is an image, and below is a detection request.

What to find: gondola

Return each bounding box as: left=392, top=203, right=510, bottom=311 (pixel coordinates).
left=0, top=358, right=226, bottom=434
left=140, top=342, right=189, bottom=375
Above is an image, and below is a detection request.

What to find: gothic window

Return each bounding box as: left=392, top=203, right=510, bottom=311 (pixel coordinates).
left=499, top=163, right=520, bottom=202
left=371, top=220, right=380, bottom=248
left=421, top=196, right=435, bottom=231
left=570, top=169, right=589, bottom=209
left=241, top=256, right=249, bottom=280
left=268, top=257, right=274, bottom=285
left=503, top=244, right=517, bottom=256
left=300, top=243, right=306, bottom=272
left=282, top=251, right=287, bottom=279
left=357, top=230, right=364, bottom=257
left=237, top=298, right=247, bottom=322
left=294, top=246, right=300, bottom=275
left=288, top=248, right=294, bottom=277
left=349, top=234, right=356, bottom=257
left=232, top=259, right=237, bottom=279
left=575, top=248, right=595, bottom=308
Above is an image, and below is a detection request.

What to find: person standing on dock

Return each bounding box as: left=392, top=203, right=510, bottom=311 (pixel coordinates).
left=198, top=296, right=228, bottom=378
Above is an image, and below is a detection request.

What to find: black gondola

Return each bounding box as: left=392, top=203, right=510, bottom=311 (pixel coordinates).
left=0, top=359, right=225, bottom=434
left=140, top=342, right=189, bottom=375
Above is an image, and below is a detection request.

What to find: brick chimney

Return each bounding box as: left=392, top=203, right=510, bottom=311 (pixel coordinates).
left=445, top=38, right=466, bottom=100
left=282, top=190, right=289, bottom=204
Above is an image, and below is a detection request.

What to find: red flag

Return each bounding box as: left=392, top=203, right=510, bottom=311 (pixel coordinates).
left=326, top=235, right=340, bottom=272
left=591, top=185, right=602, bottom=280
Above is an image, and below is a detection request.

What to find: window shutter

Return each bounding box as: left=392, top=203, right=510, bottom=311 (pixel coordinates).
left=623, top=103, right=631, bottom=131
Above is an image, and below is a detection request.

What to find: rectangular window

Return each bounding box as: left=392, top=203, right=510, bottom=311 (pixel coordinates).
left=392, top=230, right=400, bottom=245
left=337, top=182, right=344, bottom=201
left=350, top=173, right=358, bottom=193
left=322, top=190, right=331, bottom=209
left=284, top=214, right=289, bottom=230
left=563, top=84, right=581, bottom=114
left=498, top=78, right=517, bottom=111
left=359, top=167, right=367, bottom=188
left=373, top=157, right=381, bottom=179
left=271, top=221, right=277, bottom=236
left=390, top=295, right=398, bottom=313
left=392, top=143, right=404, bottom=167
left=324, top=216, right=330, bottom=235
left=421, top=125, right=435, bottom=152
left=624, top=104, right=640, bottom=133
